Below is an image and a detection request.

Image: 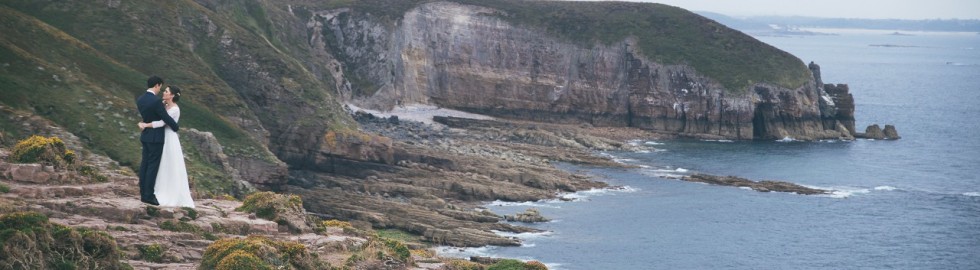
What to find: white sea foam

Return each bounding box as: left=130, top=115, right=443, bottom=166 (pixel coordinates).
left=963, top=192, right=980, bottom=197
left=613, top=158, right=637, bottom=163
left=434, top=246, right=496, bottom=258
left=634, top=150, right=651, bottom=153
left=487, top=200, right=560, bottom=208
left=644, top=141, right=665, bottom=145
left=491, top=230, right=553, bottom=239
left=776, top=137, right=797, bottom=142
left=809, top=186, right=870, bottom=198
left=639, top=167, right=691, bottom=179
left=739, top=186, right=753, bottom=190
left=874, top=186, right=898, bottom=191
left=554, top=186, right=637, bottom=201
left=702, top=139, right=734, bottom=143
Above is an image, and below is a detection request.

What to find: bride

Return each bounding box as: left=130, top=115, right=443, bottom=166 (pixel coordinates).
left=139, top=86, right=195, bottom=208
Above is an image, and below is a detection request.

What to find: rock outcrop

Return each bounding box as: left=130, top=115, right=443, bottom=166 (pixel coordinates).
left=883, top=124, right=901, bottom=139
left=316, top=2, right=857, bottom=141
left=682, top=174, right=830, bottom=195
left=856, top=124, right=901, bottom=140
left=504, top=208, right=549, bottom=223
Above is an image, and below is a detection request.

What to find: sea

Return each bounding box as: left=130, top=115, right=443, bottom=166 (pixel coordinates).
left=437, top=29, right=980, bottom=269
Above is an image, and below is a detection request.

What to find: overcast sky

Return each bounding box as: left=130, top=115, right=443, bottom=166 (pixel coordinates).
left=610, top=0, right=980, bottom=20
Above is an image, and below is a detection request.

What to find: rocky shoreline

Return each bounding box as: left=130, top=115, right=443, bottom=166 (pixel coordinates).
left=1, top=106, right=848, bottom=268
left=682, top=174, right=830, bottom=195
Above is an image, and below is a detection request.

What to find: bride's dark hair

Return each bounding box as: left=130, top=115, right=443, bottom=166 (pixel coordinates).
left=168, top=86, right=182, bottom=103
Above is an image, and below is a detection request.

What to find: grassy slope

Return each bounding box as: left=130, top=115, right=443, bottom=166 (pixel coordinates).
left=0, top=1, right=352, bottom=196
left=316, top=0, right=811, bottom=92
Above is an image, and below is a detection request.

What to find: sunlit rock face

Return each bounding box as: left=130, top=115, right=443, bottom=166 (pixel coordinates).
left=313, top=2, right=855, bottom=140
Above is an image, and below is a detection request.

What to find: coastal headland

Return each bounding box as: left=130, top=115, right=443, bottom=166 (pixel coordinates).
left=0, top=0, right=896, bottom=268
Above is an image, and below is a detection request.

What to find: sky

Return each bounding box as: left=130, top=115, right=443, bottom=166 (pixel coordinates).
left=608, top=0, right=980, bottom=20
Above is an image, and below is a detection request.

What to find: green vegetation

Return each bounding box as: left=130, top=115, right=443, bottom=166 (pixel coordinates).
left=0, top=211, right=130, bottom=269
left=137, top=243, right=166, bottom=263
left=0, top=1, right=329, bottom=198
left=9, top=135, right=72, bottom=169
left=487, top=259, right=548, bottom=270
left=145, top=205, right=160, bottom=217
left=525, top=261, right=549, bottom=270
left=445, top=259, right=484, bottom=270
left=0, top=183, right=8, bottom=193
left=200, top=235, right=326, bottom=270
left=321, top=0, right=810, bottom=92
left=159, top=220, right=202, bottom=234
left=182, top=207, right=199, bottom=220
left=376, top=228, right=422, bottom=244
left=236, top=191, right=304, bottom=227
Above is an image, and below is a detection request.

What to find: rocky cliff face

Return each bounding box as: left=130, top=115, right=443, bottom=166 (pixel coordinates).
left=315, top=2, right=855, bottom=140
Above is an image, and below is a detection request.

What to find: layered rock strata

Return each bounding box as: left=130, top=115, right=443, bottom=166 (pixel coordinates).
left=314, top=2, right=857, bottom=141
left=682, top=174, right=829, bottom=195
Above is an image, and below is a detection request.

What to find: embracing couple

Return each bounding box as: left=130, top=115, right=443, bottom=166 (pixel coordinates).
left=135, top=75, right=194, bottom=208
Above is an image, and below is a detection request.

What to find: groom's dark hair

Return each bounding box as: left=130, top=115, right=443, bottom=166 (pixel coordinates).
left=169, top=86, right=182, bottom=103
left=147, top=75, right=164, bottom=88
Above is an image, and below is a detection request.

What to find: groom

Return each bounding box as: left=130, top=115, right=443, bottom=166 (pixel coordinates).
left=136, top=75, right=179, bottom=205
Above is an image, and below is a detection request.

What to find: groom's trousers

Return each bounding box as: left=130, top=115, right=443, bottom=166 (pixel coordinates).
left=139, top=141, right=165, bottom=203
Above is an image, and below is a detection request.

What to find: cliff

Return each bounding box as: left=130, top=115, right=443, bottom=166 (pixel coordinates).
left=1, top=0, right=867, bottom=259
left=316, top=1, right=855, bottom=140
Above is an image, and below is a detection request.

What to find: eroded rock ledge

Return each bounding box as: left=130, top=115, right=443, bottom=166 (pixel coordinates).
left=285, top=112, right=664, bottom=247
left=682, top=174, right=829, bottom=195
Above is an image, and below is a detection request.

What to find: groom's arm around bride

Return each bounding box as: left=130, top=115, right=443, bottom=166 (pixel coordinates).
left=135, top=75, right=178, bottom=205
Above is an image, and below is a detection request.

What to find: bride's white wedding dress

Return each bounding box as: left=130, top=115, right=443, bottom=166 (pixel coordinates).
left=151, top=105, right=195, bottom=208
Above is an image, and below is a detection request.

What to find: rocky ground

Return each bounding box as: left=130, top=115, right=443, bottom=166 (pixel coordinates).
left=284, top=110, right=661, bottom=248
left=0, top=149, right=391, bottom=269
left=1, top=105, right=839, bottom=269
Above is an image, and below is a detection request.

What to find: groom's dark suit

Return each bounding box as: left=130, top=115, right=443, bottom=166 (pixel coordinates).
left=136, top=90, right=179, bottom=205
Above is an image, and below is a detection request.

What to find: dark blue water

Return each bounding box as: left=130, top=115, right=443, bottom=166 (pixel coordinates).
left=439, top=31, right=980, bottom=269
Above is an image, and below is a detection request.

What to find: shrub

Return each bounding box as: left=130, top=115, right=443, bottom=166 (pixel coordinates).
left=383, top=238, right=411, bottom=262
left=216, top=250, right=272, bottom=270
left=0, top=183, right=9, bottom=193
left=200, top=235, right=326, bottom=270
left=236, top=191, right=308, bottom=232
left=445, top=259, right=483, bottom=270
left=525, top=260, right=549, bottom=270
left=487, top=259, right=529, bottom=270
left=79, top=165, right=109, bottom=182
left=9, top=135, right=72, bottom=168
left=322, top=219, right=353, bottom=229
left=411, top=248, right=435, bottom=258
left=344, top=235, right=415, bottom=268
left=0, top=211, right=128, bottom=269
left=138, top=243, right=166, bottom=263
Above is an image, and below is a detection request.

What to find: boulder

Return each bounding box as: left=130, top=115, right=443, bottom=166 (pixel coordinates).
left=862, top=124, right=885, bottom=140
left=883, top=125, right=901, bottom=140
left=503, top=208, right=549, bottom=223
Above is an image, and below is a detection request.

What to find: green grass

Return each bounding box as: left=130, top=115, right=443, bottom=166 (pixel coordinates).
left=0, top=1, right=356, bottom=197
left=376, top=228, right=421, bottom=244
left=319, top=0, right=810, bottom=92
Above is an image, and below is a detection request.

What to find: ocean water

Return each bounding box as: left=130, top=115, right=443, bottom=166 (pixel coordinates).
left=438, top=31, right=980, bottom=269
